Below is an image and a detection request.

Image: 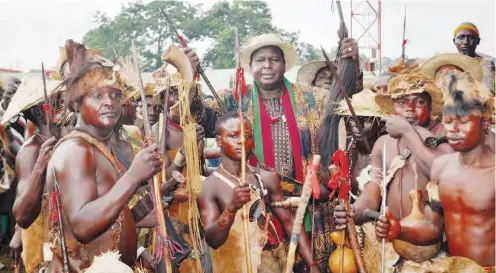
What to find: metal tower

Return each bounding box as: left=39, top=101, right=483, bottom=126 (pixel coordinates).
left=350, top=0, right=382, bottom=75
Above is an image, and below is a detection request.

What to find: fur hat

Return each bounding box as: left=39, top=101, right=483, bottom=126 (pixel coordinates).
left=436, top=70, right=494, bottom=121
left=375, top=73, right=444, bottom=116
left=240, top=34, right=298, bottom=74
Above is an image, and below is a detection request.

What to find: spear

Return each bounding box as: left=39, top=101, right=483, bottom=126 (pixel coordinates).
left=160, top=7, right=227, bottom=113
left=321, top=48, right=371, bottom=154
left=235, top=27, right=253, bottom=273
left=401, top=5, right=407, bottom=60
left=381, top=142, right=387, bottom=273
left=131, top=40, right=172, bottom=273
left=42, top=63, right=69, bottom=273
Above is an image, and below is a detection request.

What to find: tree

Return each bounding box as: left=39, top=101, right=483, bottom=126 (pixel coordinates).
left=82, top=0, right=321, bottom=70
left=83, top=1, right=201, bottom=70
left=192, top=1, right=320, bottom=69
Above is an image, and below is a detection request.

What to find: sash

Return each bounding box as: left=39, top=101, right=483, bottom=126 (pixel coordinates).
left=251, top=77, right=304, bottom=182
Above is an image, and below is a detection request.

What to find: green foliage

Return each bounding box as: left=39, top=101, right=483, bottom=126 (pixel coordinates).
left=83, top=1, right=201, bottom=70
left=83, top=0, right=321, bottom=70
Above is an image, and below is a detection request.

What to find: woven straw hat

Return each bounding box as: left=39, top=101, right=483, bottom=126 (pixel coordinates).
left=1, top=75, right=64, bottom=125
left=296, top=60, right=329, bottom=85
left=421, top=53, right=483, bottom=81
left=375, top=73, right=444, bottom=116
left=240, top=34, right=298, bottom=74
left=335, top=89, right=387, bottom=117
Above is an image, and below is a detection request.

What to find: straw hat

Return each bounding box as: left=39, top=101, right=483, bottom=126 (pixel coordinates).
left=296, top=60, right=333, bottom=85
left=240, top=34, right=298, bottom=74
left=335, top=89, right=387, bottom=117
left=421, top=53, right=483, bottom=81
left=375, top=73, right=444, bottom=116
left=1, top=75, right=64, bottom=125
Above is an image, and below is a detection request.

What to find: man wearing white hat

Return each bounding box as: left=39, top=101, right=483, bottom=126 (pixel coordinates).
left=185, top=33, right=358, bottom=272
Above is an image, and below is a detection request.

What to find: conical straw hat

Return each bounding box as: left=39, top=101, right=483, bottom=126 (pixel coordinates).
left=421, top=53, right=483, bottom=81
left=1, top=75, right=64, bottom=125
left=296, top=60, right=328, bottom=85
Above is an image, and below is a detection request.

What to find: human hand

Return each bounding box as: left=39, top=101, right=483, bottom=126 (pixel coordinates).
left=226, top=184, right=251, bottom=212
left=375, top=207, right=400, bottom=240
left=9, top=228, right=22, bottom=267
left=384, top=116, right=414, bottom=139
left=334, top=204, right=355, bottom=231
left=35, top=136, right=57, bottom=167
left=129, top=143, right=162, bottom=182
left=340, top=38, right=359, bottom=60
left=196, top=124, right=205, bottom=142
left=182, top=47, right=200, bottom=73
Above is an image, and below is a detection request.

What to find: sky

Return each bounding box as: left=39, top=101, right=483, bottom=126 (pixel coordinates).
left=0, top=0, right=494, bottom=71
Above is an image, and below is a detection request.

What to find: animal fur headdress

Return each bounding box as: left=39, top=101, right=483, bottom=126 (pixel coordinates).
left=375, top=73, right=444, bottom=116
left=388, top=58, right=421, bottom=75
left=437, top=70, right=494, bottom=121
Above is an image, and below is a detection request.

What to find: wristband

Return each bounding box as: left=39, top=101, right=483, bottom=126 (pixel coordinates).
left=219, top=207, right=236, bottom=229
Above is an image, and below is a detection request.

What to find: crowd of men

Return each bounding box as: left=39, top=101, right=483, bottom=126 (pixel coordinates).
left=0, top=21, right=494, bottom=273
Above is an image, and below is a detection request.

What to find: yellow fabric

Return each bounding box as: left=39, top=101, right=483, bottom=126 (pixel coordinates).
left=210, top=183, right=283, bottom=273
left=454, top=24, right=479, bottom=37
left=21, top=196, right=49, bottom=273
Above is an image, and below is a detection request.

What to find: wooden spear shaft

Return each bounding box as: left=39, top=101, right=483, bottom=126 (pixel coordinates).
left=131, top=41, right=172, bottom=273
left=235, top=27, right=253, bottom=273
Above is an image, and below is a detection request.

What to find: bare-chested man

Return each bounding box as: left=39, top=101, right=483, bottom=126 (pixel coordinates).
left=334, top=73, right=453, bottom=272
left=198, top=112, right=319, bottom=273
left=46, top=62, right=161, bottom=271
left=382, top=71, right=495, bottom=268
left=5, top=77, right=67, bottom=273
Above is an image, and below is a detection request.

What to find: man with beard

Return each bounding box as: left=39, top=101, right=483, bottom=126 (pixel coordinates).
left=452, top=22, right=495, bottom=93
left=198, top=112, right=319, bottom=273
left=378, top=71, right=495, bottom=270
left=45, top=62, right=162, bottom=271
left=334, top=73, right=453, bottom=272
left=189, top=33, right=358, bottom=272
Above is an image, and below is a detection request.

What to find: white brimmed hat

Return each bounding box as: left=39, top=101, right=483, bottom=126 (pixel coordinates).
left=240, top=34, right=298, bottom=74
left=296, top=60, right=328, bottom=85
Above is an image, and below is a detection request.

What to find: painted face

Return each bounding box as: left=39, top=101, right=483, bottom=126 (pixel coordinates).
left=217, top=117, right=254, bottom=161
left=443, top=114, right=484, bottom=151
left=313, top=67, right=332, bottom=89
left=373, top=74, right=394, bottom=93
left=392, top=93, right=431, bottom=126
left=250, top=46, right=286, bottom=90
left=454, top=29, right=479, bottom=56
left=346, top=116, right=382, bottom=144
left=435, top=64, right=464, bottom=77
left=79, top=86, right=123, bottom=129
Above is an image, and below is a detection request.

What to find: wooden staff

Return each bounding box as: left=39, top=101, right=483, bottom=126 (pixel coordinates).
left=235, top=27, right=253, bottom=273
left=160, top=7, right=227, bottom=113
left=401, top=5, right=407, bottom=60
left=42, top=63, right=70, bottom=273
left=329, top=164, right=368, bottom=273
left=285, top=155, right=321, bottom=273
left=131, top=41, right=172, bottom=273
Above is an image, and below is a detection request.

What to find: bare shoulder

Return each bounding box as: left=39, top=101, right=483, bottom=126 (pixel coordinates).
left=431, top=153, right=455, bottom=181
left=16, top=136, right=41, bottom=160
left=258, top=168, right=280, bottom=190
left=200, top=174, right=219, bottom=198
left=51, top=137, right=94, bottom=170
